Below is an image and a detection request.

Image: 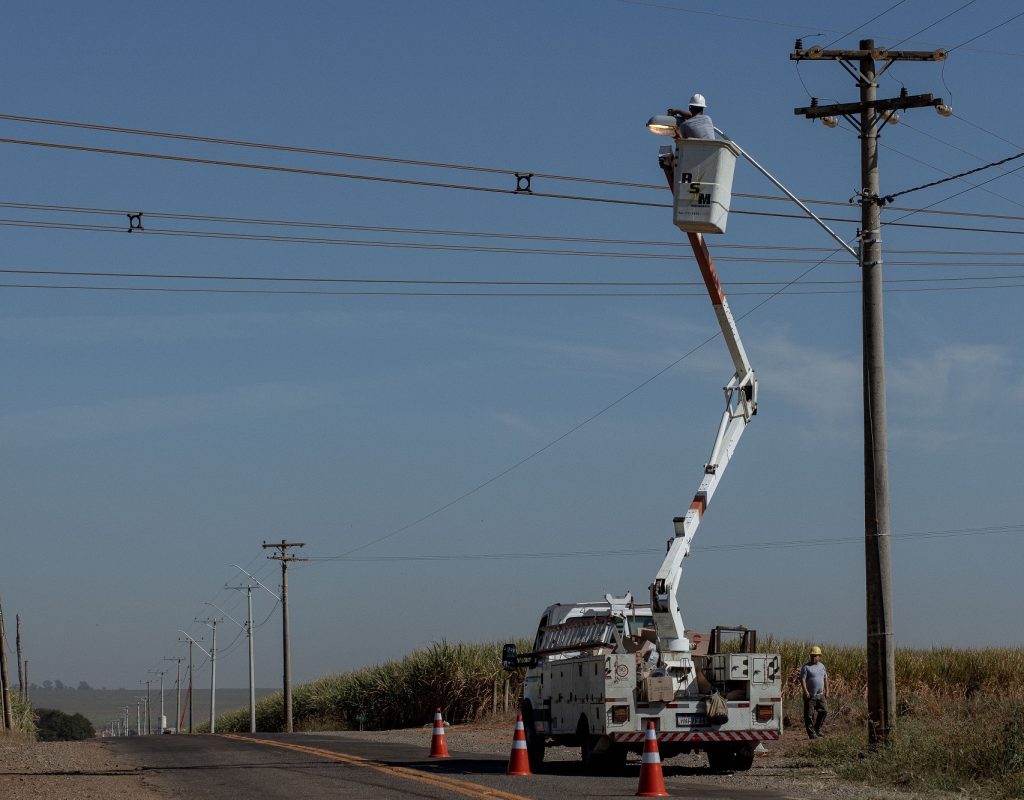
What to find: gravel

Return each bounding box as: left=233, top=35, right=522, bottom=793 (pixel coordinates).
left=0, top=738, right=165, bottom=800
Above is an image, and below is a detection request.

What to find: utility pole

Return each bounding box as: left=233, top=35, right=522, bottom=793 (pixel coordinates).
left=792, top=38, right=947, bottom=746
left=149, top=669, right=167, bottom=732
left=226, top=582, right=259, bottom=733
left=136, top=699, right=143, bottom=737
left=179, top=631, right=205, bottom=734
left=262, top=540, right=307, bottom=733
left=0, top=598, right=13, bottom=731
left=15, top=615, right=23, bottom=700
left=164, top=656, right=183, bottom=733
left=142, top=679, right=153, bottom=735
left=196, top=618, right=222, bottom=733
left=123, top=705, right=129, bottom=737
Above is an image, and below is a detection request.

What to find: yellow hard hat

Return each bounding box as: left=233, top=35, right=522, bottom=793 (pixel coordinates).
left=809, top=646, right=823, bottom=656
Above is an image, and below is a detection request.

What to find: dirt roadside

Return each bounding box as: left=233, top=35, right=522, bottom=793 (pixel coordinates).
left=0, top=738, right=165, bottom=800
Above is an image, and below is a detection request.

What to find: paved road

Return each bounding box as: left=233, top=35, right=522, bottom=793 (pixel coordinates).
left=104, top=733, right=796, bottom=799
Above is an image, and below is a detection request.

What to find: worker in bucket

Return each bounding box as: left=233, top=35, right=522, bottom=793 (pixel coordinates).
left=800, top=646, right=829, bottom=739
left=668, top=93, right=715, bottom=140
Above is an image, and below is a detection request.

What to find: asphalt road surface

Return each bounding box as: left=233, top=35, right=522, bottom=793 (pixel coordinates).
left=104, top=733, right=797, bottom=799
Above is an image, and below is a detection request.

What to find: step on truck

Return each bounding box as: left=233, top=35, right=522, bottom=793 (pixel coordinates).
left=503, top=131, right=782, bottom=773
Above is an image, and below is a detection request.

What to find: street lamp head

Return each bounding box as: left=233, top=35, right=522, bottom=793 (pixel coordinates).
left=821, top=116, right=839, bottom=128
left=646, top=115, right=680, bottom=138
left=880, top=109, right=900, bottom=125
left=935, top=103, right=952, bottom=117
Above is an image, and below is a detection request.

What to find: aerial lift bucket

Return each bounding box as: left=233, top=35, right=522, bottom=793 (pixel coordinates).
left=672, top=139, right=740, bottom=235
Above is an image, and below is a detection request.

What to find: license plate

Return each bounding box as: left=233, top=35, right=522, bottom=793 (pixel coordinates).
left=676, top=713, right=707, bottom=727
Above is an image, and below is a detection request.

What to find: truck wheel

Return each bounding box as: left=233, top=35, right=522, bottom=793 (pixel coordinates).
left=706, top=743, right=755, bottom=773
left=521, top=702, right=545, bottom=771
left=732, top=743, right=756, bottom=771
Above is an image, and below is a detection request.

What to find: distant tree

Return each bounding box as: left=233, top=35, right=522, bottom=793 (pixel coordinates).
left=29, top=682, right=39, bottom=690
left=34, top=708, right=96, bottom=741
left=77, top=681, right=93, bottom=691
left=42, top=680, right=53, bottom=690
left=54, top=680, right=65, bottom=690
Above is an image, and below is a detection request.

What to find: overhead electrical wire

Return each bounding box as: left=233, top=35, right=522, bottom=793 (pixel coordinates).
left=822, top=0, right=912, bottom=48
left=2, top=119, right=1024, bottom=226
left=887, top=0, right=979, bottom=49
left=947, top=9, right=1024, bottom=52
left=304, top=523, right=1024, bottom=563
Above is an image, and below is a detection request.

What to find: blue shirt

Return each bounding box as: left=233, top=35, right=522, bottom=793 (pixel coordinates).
left=681, top=114, right=715, bottom=140
left=800, top=661, right=827, bottom=696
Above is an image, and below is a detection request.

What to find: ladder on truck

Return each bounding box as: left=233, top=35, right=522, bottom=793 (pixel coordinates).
left=535, top=616, right=619, bottom=655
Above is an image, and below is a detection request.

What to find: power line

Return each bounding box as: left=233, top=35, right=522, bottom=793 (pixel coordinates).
left=948, top=9, right=1024, bottom=52
left=7, top=198, right=1024, bottom=247
left=5, top=280, right=1024, bottom=298
left=822, top=0, right=912, bottom=49
left=304, top=523, right=1024, bottom=562
left=888, top=0, right=978, bottom=49
left=4, top=266, right=1024, bottom=288
left=880, top=150, right=1024, bottom=205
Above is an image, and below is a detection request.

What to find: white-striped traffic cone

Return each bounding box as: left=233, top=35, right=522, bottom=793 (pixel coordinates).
left=429, top=708, right=450, bottom=758
left=636, top=721, right=668, bottom=797
left=506, top=714, right=531, bottom=776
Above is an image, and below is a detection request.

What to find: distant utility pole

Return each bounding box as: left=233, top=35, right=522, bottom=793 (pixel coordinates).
left=123, top=705, right=130, bottom=737
left=196, top=618, right=222, bottom=733
left=262, top=540, right=307, bottom=733
left=136, top=699, right=143, bottom=737
left=164, top=656, right=183, bottom=733
left=0, top=598, right=13, bottom=731
left=149, top=669, right=167, bottom=732
left=15, top=615, right=23, bottom=700
left=179, top=631, right=206, bottom=734
left=792, top=38, right=947, bottom=746
left=142, top=679, right=153, bottom=735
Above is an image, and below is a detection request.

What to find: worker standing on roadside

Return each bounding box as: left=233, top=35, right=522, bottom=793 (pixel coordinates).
left=800, top=646, right=829, bottom=739
left=668, top=93, right=715, bottom=140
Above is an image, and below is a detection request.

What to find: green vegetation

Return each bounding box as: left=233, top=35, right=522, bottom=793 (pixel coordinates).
left=209, top=639, right=528, bottom=733
left=767, top=639, right=1024, bottom=799
left=208, top=637, right=1024, bottom=797
left=34, top=708, right=95, bottom=741
left=7, top=692, right=38, bottom=739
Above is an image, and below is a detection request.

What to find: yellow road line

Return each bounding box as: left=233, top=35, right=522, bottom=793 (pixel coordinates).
left=220, top=733, right=531, bottom=800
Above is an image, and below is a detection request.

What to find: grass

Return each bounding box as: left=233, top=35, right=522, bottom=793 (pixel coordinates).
left=765, top=639, right=1024, bottom=798
left=206, top=636, right=1024, bottom=797
left=207, top=639, right=530, bottom=734
left=2, top=692, right=38, bottom=739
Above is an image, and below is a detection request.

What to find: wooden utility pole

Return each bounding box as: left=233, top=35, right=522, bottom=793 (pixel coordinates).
left=164, top=656, right=183, bottom=734
left=0, top=598, right=13, bottom=731
left=792, top=39, right=946, bottom=746
left=262, top=540, right=307, bottom=733
left=15, top=615, right=23, bottom=700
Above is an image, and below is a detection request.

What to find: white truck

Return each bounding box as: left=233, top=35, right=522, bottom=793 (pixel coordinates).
left=502, top=134, right=783, bottom=773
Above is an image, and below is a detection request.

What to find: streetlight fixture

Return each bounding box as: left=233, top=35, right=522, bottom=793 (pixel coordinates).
left=645, top=114, right=681, bottom=138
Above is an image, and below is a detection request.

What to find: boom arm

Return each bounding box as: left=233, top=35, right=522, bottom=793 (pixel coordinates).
left=650, top=148, right=758, bottom=661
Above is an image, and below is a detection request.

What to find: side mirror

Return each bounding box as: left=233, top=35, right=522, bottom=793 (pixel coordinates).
left=502, top=643, right=519, bottom=671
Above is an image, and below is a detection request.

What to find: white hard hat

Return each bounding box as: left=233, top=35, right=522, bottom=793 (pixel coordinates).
left=689, top=93, right=707, bottom=108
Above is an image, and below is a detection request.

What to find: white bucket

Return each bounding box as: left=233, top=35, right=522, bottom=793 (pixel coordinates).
left=672, top=139, right=740, bottom=235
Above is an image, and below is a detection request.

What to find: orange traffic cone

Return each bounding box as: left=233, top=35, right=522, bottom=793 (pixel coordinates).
left=636, top=721, right=668, bottom=797
left=429, top=708, right=450, bottom=758
left=506, top=714, right=532, bottom=776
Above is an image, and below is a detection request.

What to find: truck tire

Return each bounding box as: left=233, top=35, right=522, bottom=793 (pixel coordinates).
left=521, top=702, right=545, bottom=772
left=706, top=743, right=756, bottom=773
left=577, top=717, right=626, bottom=775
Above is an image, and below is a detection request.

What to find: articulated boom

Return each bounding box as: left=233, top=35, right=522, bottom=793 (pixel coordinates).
left=651, top=149, right=758, bottom=669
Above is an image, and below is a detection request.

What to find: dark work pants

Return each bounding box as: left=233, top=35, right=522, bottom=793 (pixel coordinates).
left=803, top=695, right=827, bottom=734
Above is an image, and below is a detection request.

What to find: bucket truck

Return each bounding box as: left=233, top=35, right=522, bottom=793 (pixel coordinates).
left=502, top=134, right=782, bottom=774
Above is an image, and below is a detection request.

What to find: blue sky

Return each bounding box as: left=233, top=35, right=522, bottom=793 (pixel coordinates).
left=2, top=1, right=1022, bottom=694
